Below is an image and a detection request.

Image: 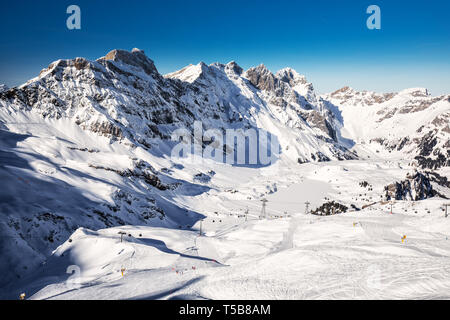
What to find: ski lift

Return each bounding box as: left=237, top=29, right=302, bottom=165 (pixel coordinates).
left=118, top=231, right=127, bottom=242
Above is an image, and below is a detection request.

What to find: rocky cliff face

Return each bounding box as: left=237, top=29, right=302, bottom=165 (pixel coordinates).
left=384, top=171, right=441, bottom=201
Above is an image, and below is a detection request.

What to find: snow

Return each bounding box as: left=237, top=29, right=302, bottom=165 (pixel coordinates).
left=25, top=186, right=450, bottom=299
left=0, top=49, right=449, bottom=300
left=165, top=63, right=206, bottom=83
left=3, top=153, right=449, bottom=300
left=398, top=87, right=429, bottom=96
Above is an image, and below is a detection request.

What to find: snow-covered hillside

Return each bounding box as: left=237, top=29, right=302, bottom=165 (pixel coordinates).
left=0, top=48, right=449, bottom=299
left=8, top=161, right=450, bottom=300
left=323, top=86, right=450, bottom=169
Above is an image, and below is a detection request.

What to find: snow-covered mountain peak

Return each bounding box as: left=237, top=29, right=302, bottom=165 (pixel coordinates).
left=165, top=63, right=207, bottom=83
left=1, top=48, right=446, bottom=171
left=98, top=48, right=158, bottom=76
left=325, top=86, right=396, bottom=107
left=0, top=84, right=8, bottom=93
left=244, top=64, right=279, bottom=92
left=131, top=47, right=144, bottom=53
left=331, top=86, right=355, bottom=95
left=276, top=68, right=317, bottom=102
left=165, top=61, right=228, bottom=83
left=254, top=63, right=270, bottom=72
left=243, top=65, right=315, bottom=99
left=276, top=68, right=307, bottom=85
left=398, top=87, right=430, bottom=97
left=245, top=63, right=273, bottom=77
left=167, top=61, right=244, bottom=83
left=225, top=61, right=243, bottom=75
left=325, top=86, right=439, bottom=109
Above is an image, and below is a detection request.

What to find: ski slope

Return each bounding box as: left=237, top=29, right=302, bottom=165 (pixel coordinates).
left=12, top=160, right=450, bottom=300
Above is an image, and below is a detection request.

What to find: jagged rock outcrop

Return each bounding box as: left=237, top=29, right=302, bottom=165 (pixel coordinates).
left=384, top=171, right=440, bottom=201
left=245, top=64, right=280, bottom=92
left=426, top=171, right=450, bottom=188
left=414, top=131, right=450, bottom=169
left=100, top=48, right=158, bottom=76
left=242, top=65, right=341, bottom=143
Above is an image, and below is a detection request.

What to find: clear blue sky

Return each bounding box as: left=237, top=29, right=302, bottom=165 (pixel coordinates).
left=0, top=0, right=449, bottom=94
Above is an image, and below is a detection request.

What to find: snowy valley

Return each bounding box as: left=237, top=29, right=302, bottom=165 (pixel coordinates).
left=0, top=49, right=449, bottom=300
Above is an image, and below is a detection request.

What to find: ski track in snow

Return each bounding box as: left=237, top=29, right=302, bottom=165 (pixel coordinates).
left=24, top=178, right=450, bottom=300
